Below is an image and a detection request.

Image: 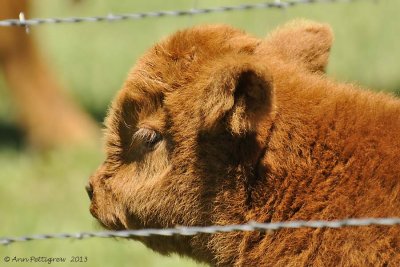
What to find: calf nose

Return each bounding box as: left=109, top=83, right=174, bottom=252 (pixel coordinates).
left=85, top=183, right=94, bottom=200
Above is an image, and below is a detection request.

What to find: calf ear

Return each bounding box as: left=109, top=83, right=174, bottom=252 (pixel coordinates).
left=265, top=20, right=333, bottom=72
left=201, top=56, right=274, bottom=135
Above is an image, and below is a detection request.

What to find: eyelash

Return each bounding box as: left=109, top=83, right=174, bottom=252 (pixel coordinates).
left=132, top=128, right=162, bottom=147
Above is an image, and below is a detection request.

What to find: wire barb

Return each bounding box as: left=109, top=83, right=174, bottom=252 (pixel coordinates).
left=0, top=0, right=366, bottom=27
left=1, top=217, right=400, bottom=246
left=18, top=12, right=30, bottom=33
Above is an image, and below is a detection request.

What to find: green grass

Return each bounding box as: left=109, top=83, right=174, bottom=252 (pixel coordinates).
left=0, top=0, right=399, bottom=266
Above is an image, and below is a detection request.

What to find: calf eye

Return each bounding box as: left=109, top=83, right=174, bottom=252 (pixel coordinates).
left=133, top=128, right=162, bottom=148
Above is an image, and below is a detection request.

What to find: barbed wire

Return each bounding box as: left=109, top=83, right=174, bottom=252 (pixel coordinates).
left=1, top=217, right=399, bottom=246
left=0, top=0, right=366, bottom=28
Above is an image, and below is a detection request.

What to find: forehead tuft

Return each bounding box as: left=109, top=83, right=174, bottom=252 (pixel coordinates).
left=153, top=24, right=258, bottom=60
left=123, top=25, right=260, bottom=94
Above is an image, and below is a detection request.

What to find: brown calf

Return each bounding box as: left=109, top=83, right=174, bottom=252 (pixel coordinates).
left=88, top=21, right=400, bottom=266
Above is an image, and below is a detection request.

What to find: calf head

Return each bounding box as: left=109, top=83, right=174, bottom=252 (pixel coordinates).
left=88, top=21, right=333, bottom=261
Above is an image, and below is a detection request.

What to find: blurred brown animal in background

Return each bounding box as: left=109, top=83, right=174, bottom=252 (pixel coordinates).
left=88, top=21, right=400, bottom=266
left=0, top=1, right=97, bottom=149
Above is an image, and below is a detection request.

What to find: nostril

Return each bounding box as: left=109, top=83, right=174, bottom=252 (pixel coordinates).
left=85, top=184, right=94, bottom=200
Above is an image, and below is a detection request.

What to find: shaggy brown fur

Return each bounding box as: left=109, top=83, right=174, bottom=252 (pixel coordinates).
left=0, top=1, right=97, bottom=149
left=88, top=21, right=400, bottom=266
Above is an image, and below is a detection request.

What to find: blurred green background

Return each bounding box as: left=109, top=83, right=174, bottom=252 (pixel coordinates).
left=0, top=0, right=399, bottom=266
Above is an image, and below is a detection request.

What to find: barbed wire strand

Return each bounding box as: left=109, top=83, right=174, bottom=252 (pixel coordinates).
left=0, top=0, right=365, bottom=27
left=1, top=217, right=400, bottom=246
